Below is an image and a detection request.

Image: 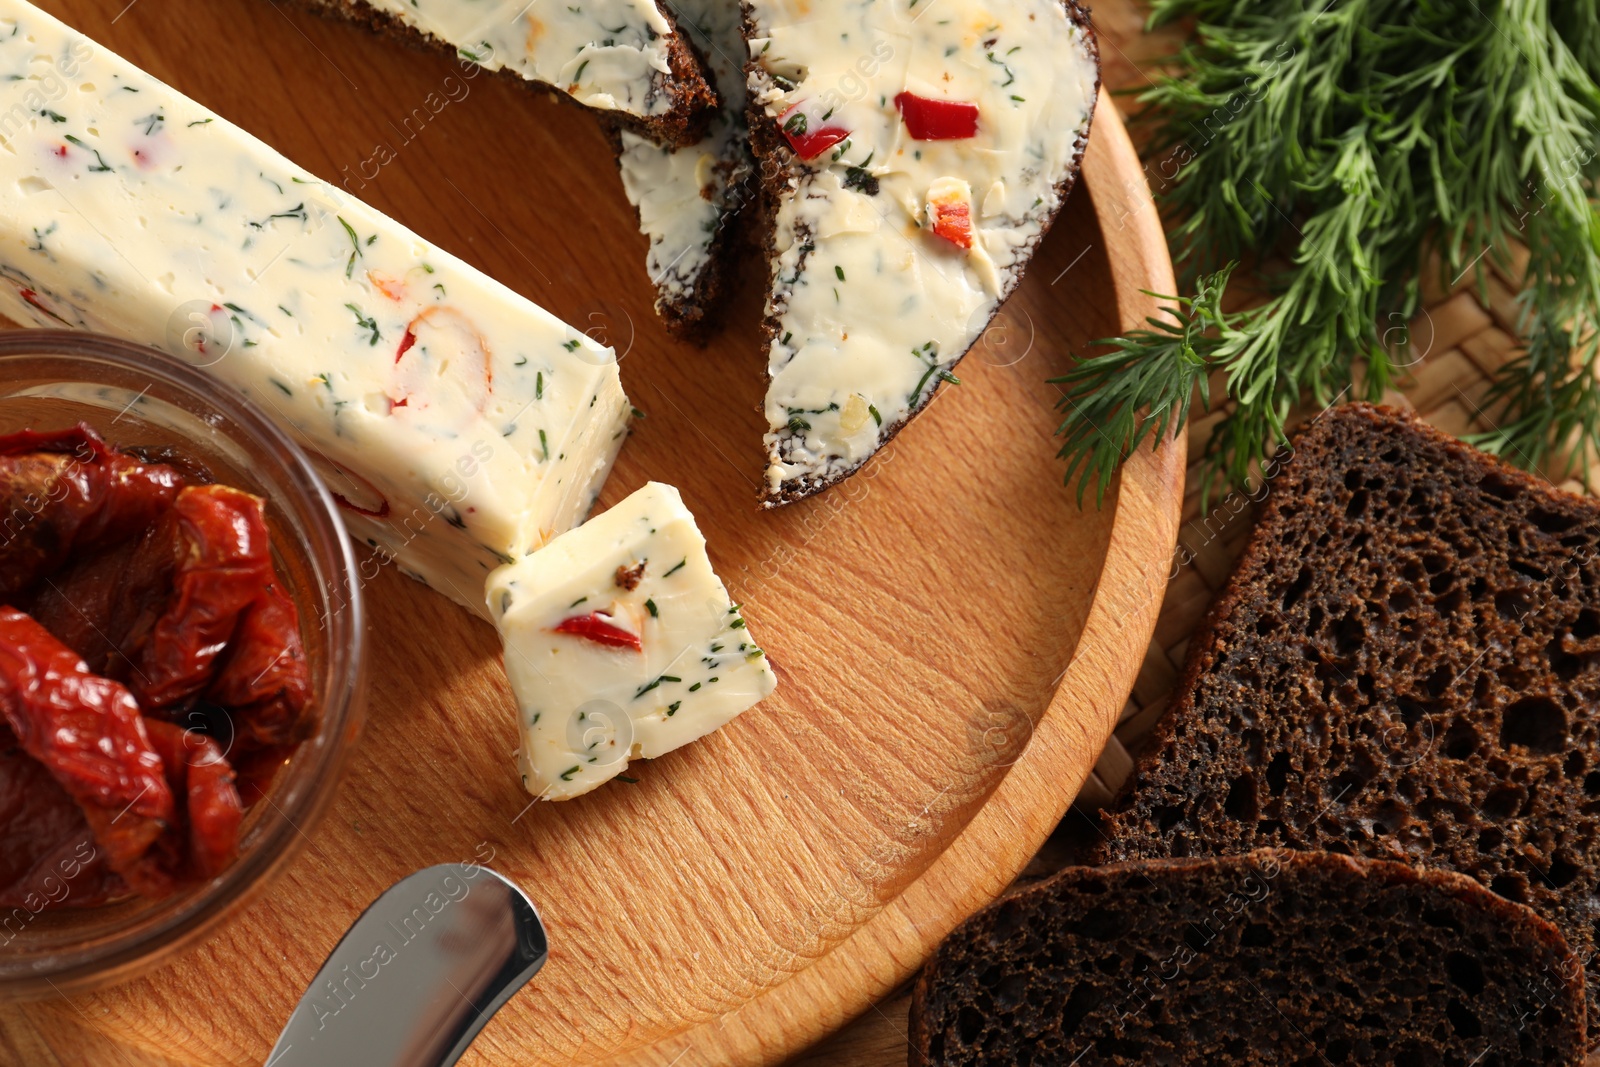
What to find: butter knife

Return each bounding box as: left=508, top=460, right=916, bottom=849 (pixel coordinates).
left=266, top=864, right=547, bottom=1067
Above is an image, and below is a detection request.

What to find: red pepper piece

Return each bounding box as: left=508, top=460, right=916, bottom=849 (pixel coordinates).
left=930, top=198, right=974, bottom=249
left=0, top=607, right=173, bottom=885
left=181, top=732, right=242, bottom=879
left=207, top=582, right=313, bottom=749
left=778, top=104, right=851, bottom=160
left=131, top=485, right=276, bottom=711
left=552, top=611, right=642, bottom=651
left=0, top=424, right=184, bottom=599
left=894, top=92, right=980, bottom=140
left=141, top=721, right=243, bottom=882
left=16, top=287, right=66, bottom=324
left=0, top=732, right=122, bottom=910
left=389, top=308, right=493, bottom=417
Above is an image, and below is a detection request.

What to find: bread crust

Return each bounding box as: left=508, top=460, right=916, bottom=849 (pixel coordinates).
left=910, top=847, right=1587, bottom=1065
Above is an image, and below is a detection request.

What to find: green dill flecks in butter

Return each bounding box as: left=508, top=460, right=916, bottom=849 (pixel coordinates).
left=486, top=482, right=777, bottom=801
left=356, top=0, right=677, bottom=118
left=746, top=0, right=1099, bottom=503
left=0, top=0, right=632, bottom=619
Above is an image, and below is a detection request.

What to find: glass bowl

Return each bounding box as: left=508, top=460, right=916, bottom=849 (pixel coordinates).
left=0, top=330, right=366, bottom=999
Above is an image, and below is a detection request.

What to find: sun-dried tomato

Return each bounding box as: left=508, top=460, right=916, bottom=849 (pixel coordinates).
left=131, top=485, right=276, bottom=712
left=0, top=730, right=122, bottom=909
left=23, top=480, right=313, bottom=752
left=23, top=531, right=168, bottom=678
left=207, top=582, right=313, bottom=748
left=141, top=721, right=243, bottom=883
left=0, top=424, right=183, bottom=599
left=0, top=608, right=173, bottom=886
left=0, top=429, right=313, bottom=907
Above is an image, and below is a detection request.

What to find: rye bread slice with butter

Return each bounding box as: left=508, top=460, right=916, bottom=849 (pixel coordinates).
left=1098, top=402, right=1600, bottom=1048
left=741, top=0, right=1099, bottom=506
left=281, top=0, right=719, bottom=148
left=611, top=121, right=753, bottom=336
left=610, top=0, right=755, bottom=335
left=909, top=850, right=1586, bottom=1066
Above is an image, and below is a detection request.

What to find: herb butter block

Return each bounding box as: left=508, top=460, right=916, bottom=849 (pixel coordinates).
left=745, top=0, right=1100, bottom=504
left=486, top=482, right=776, bottom=800
left=293, top=0, right=718, bottom=148
left=0, top=0, right=631, bottom=615
left=614, top=0, right=752, bottom=331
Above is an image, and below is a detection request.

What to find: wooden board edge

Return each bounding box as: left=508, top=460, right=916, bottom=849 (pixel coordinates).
left=607, top=89, right=1187, bottom=1067
left=0, top=89, right=1178, bottom=1067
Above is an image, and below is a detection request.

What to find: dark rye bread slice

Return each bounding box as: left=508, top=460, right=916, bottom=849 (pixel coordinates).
left=282, top=0, right=719, bottom=148
left=909, top=850, right=1586, bottom=1066
left=741, top=0, right=1099, bottom=507
left=604, top=122, right=755, bottom=335
left=640, top=175, right=747, bottom=337
left=606, top=0, right=757, bottom=336
left=1097, top=402, right=1600, bottom=1047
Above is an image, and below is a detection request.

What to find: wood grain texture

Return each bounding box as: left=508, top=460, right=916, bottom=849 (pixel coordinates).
left=776, top=0, right=1600, bottom=1060
left=0, top=1, right=1182, bottom=1064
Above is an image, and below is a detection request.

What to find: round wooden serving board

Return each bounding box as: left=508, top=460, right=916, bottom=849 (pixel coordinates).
left=0, top=2, right=1183, bottom=1064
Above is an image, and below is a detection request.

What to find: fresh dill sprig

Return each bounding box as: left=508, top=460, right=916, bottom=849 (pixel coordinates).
left=1056, top=267, right=1227, bottom=505
left=1053, top=0, right=1600, bottom=507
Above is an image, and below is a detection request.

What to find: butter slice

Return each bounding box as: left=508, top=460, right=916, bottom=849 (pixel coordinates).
left=357, top=0, right=675, bottom=117
left=0, top=0, right=630, bottom=615
left=486, top=482, right=776, bottom=800
left=748, top=0, right=1099, bottom=502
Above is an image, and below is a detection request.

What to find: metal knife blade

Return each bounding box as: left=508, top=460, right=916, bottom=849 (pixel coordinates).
left=265, top=864, right=547, bottom=1067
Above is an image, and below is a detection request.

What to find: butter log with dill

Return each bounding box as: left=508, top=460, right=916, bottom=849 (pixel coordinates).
left=0, top=0, right=631, bottom=616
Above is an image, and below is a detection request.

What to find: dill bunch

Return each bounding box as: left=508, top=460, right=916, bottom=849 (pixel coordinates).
left=1054, top=0, right=1600, bottom=507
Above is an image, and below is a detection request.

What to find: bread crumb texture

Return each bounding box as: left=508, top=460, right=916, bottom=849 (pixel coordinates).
left=1101, top=402, right=1600, bottom=1049
left=910, top=850, right=1584, bottom=1065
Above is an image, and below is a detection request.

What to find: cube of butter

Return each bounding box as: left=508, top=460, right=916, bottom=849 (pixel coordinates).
left=486, top=482, right=777, bottom=800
